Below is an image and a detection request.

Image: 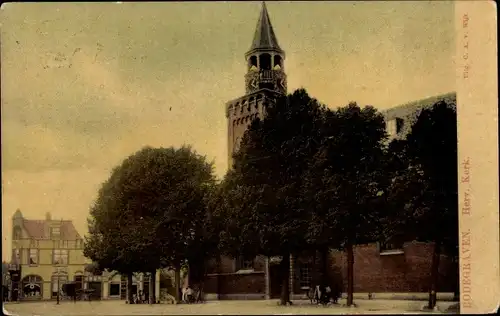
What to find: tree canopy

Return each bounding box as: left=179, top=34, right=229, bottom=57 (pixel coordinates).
left=84, top=145, right=218, bottom=302
left=218, top=89, right=327, bottom=304
left=304, top=103, right=388, bottom=250
left=380, top=100, right=458, bottom=308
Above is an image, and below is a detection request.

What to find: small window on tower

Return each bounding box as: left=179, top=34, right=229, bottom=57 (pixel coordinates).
left=248, top=56, right=258, bottom=71
left=259, top=53, right=271, bottom=70
left=273, top=55, right=282, bottom=69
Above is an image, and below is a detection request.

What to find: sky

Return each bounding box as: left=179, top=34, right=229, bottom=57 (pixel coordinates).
left=1, top=1, right=456, bottom=260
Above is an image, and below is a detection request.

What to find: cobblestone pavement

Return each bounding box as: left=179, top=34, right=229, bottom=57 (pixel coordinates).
left=4, top=299, right=458, bottom=316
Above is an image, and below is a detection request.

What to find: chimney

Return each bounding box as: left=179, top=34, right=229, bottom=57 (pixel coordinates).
left=46, top=212, right=52, bottom=221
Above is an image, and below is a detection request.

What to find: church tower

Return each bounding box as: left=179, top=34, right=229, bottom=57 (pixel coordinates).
left=226, top=2, right=287, bottom=168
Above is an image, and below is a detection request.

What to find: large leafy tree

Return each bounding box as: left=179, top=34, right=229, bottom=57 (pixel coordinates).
left=85, top=145, right=217, bottom=303
left=84, top=188, right=151, bottom=303
left=219, top=89, right=327, bottom=305
left=304, top=103, right=388, bottom=306
left=392, top=101, right=458, bottom=309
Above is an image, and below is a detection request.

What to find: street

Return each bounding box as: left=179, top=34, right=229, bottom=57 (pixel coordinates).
left=4, top=299, right=458, bottom=315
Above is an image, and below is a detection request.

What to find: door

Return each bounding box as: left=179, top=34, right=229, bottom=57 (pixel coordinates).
left=88, top=282, right=102, bottom=300
left=270, top=264, right=283, bottom=299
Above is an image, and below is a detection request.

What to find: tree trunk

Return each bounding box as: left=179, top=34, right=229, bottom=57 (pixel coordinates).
left=216, top=255, right=221, bottom=300
left=185, top=263, right=190, bottom=289
left=311, top=250, right=318, bottom=287
left=149, top=270, right=156, bottom=304
left=321, top=246, right=329, bottom=285
left=126, top=273, right=134, bottom=304
left=346, top=243, right=354, bottom=306
left=279, top=253, right=291, bottom=306
left=174, top=266, right=181, bottom=303
left=427, top=242, right=441, bottom=309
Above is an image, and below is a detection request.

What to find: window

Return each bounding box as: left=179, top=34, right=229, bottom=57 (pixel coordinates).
left=74, top=274, right=84, bottom=293
left=386, top=119, right=397, bottom=137
left=299, top=263, right=312, bottom=289
left=396, top=118, right=405, bottom=134
left=109, top=283, right=120, bottom=296
left=248, top=55, right=258, bottom=70
left=13, top=227, right=22, bottom=240
left=12, top=249, right=20, bottom=263
left=76, top=239, right=83, bottom=249
left=50, top=227, right=60, bottom=239
left=87, top=275, right=102, bottom=282
left=53, top=249, right=69, bottom=265
left=236, top=256, right=254, bottom=271
left=22, top=275, right=43, bottom=299
left=379, top=240, right=405, bottom=255
left=259, top=53, right=272, bottom=70
left=29, top=239, right=38, bottom=248
left=242, top=259, right=253, bottom=270
left=29, top=249, right=39, bottom=265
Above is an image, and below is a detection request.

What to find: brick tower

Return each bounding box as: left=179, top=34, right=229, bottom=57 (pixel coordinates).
left=226, top=2, right=287, bottom=169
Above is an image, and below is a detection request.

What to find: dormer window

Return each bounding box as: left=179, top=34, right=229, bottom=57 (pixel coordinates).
left=50, top=227, right=61, bottom=239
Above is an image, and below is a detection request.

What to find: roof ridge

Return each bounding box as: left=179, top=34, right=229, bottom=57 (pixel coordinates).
left=23, top=218, right=73, bottom=222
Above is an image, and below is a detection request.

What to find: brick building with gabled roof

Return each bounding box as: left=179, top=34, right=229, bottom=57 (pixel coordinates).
left=9, top=209, right=88, bottom=301
left=8, top=210, right=162, bottom=302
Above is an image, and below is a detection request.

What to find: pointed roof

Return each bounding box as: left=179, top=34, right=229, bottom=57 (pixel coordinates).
left=247, top=2, right=283, bottom=55
left=13, top=209, right=23, bottom=219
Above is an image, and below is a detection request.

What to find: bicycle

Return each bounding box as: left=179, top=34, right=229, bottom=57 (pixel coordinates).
left=306, top=285, right=337, bottom=305
left=185, top=287, right=204, bottom=304
left=305, top=286, right=320, bottom=305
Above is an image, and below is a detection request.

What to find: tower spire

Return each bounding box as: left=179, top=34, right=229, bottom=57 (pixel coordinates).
left=247, top=2, right=283, bottom=55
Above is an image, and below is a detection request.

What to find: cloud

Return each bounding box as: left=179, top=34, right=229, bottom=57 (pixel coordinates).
left=1, top=42, right=240, bottom=174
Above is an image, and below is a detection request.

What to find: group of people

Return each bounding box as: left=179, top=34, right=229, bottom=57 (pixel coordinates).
left=131, top=290, right=148, bottom=304
left=312, top=282, right=343, bottom=305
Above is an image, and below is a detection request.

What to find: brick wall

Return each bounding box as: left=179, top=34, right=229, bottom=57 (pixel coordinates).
left=326, top=242, right=457, bottom=293
left=204, top=255, right=267, bottom=296
left=206, top=255, right=266, bottom=275
left=204, top=272, right=265, bottom=295
left=205, top=241, right=458, bottom=298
